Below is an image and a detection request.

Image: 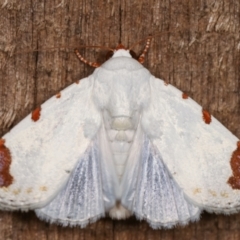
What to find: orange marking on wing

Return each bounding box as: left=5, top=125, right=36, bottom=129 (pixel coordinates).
left=56, top=92, right=61, bottom=98
left=193, top=188, right=201, bottom=194
left=26, top=188, right=32, bottom=193
left=40, top=186, right=47, bottom=191
left=228, top=141, right=240, bottom=189
left=138, top=57, right=144, bottom=64
left=2, top=187, right=9, bottom=192
left=208, top=190, right=217, bottom=197
left=182, top=93, right=188, bottom=99
left=0, top=139, right=13, bottom=187
left=13, top=189, right=21, bottom=195
left=220, top=191, right=229, bottom=198
left=31, top=106, right=41, bottom=122
left=202, top=109, right=211, bottom=124
left=164, top=81, right=169, bottom=86
left=0, top=139, right=5, bottom=146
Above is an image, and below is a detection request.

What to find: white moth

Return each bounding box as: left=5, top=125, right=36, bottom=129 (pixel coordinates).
left=0, top=37, right=240, bottom=229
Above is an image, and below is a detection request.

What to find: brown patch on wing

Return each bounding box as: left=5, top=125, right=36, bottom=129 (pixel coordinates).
left=31, top=106, right=41, bottom=122
left=208, top=190, right=217, bottom=197
left=220, top=191, right=229, bottom=198
left=193, top=188, right=201, bottom=194
left=13, top=189, right=21, bottom=195
left=182, top=93, right=188, bottom=99
left=75, top=80, right=80, bottom=84
left=26, top=188, right=32, bottom=193
left=2, top=187, right=9, bottom=192
left=228, top=141, right=240, bottom=189
left=56, top=92, right=61, bottom=98
left=40, top=186, right=47, bottom=191
left=202, top=109, right=211, bottom=124
left=0, top=139, right=13, bottom=187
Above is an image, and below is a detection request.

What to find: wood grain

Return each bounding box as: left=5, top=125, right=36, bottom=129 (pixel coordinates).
left=0, top=0, right=240, bottom=239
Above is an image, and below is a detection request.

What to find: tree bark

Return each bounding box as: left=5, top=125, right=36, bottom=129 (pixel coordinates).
left=0, top=0, right=240, bottom=239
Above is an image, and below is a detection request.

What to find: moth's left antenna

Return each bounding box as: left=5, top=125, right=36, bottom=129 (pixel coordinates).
left=74, top=49, right=101, bottom=68
left=74, top=46, right=114, bottom=68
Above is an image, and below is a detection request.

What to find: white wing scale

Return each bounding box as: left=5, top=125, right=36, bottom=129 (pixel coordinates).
left=0, top=76, right=102, bottom=210
left=141, top=76, right=240, bottom=213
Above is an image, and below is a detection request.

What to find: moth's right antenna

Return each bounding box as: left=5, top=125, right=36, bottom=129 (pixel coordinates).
left=137, top=36, right=152, bottom=64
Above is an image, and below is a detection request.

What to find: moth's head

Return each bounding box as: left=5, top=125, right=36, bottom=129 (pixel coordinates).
left=105, top=44, right=138, bottom=60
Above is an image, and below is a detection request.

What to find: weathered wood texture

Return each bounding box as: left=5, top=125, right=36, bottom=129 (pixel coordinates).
left=0, top=0, right=240, bottom=239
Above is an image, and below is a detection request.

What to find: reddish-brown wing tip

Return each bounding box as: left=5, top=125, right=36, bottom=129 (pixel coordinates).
left=202, top=109, right=211, bottom=124
left=228, top=141, right=240, bottom=189
left=182, top=93, right=188, bottom=99
left=56, top=92, right=61, bottom=98
left=0, top=139, right=5, bottom=146
left=31, top=106, right=41, bottom=122
left=0, top=139, right=13, bottom=187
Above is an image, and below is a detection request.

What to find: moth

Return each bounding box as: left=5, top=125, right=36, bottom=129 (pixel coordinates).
left=0, top=37, right=240, bottom=229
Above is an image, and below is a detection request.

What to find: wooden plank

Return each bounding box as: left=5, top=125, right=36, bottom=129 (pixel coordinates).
left=0, top=0, right=240, bottom=239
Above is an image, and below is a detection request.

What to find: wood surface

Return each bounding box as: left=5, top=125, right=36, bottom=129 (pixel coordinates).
left=0, top=0, right=240, bottom=239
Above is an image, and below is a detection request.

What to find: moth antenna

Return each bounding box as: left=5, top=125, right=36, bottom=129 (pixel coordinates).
left=74, top=49, right=101, bottom=68
left=137, top=36, right=152, bottom=64
left=74, top=46, right=114, bottom=68
left=129, top=31, right=175, bottom=62
left=129, top=30, right=175, bottom=51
